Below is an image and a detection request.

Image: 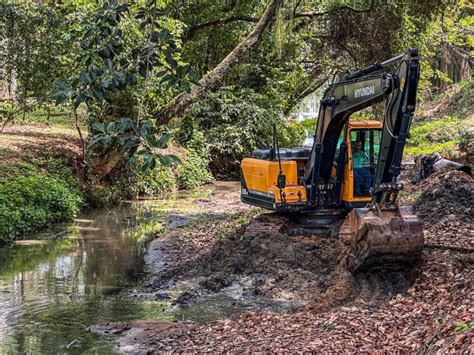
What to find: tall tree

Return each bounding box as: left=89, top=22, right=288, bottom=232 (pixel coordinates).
left=154, top=0, right=283, bottom=125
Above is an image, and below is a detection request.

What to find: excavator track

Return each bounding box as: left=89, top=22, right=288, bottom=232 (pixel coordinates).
left=285, top=210, right=348, bottom=237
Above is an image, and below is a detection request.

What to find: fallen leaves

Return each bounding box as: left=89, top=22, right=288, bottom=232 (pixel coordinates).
left=119, top=170, right=474, bottom=353
left=138, top=235, right=473, bottom=353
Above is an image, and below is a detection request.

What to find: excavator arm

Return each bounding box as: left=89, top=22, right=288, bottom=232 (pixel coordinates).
left=306, top=49, right=419, bottom=209
left=372, top=49, right=420, bottom=204
left=306, top=49, right=423, bottom=271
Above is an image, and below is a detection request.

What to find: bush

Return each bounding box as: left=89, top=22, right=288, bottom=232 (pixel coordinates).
left=87, top=134, right=213, bottom=207
left=279, top=121, right=306, bottom=148
left=0, top=173, right=82, bottom=242
left=177, top=154, right=214, bottom=190
left=87, top=162, right=178, bottom=207
left=177, top=131, right=214, bottom=189
left=405, top=116, right=463, bottom=157
left=181, top=88, right=304, bottom=178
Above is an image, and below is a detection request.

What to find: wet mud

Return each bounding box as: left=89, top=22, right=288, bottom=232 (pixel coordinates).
left=141, top=208, right=413, bottom=315
left=99, top=171, right=473, bottom=352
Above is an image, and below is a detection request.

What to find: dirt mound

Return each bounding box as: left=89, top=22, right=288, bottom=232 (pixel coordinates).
left=166, top=214, right=343, bottom=303
left=145, top=213, right=412, bottom=311
left=413, top=170, right=473, bottom=226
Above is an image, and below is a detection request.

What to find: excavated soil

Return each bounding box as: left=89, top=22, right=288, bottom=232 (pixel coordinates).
left=413, top=169, right=473, bottom=226
left=101, top=172, right=473, bottom=352
left=142, top=212, right=411, bottom=311
left=413, top=170, right=473, bottom=250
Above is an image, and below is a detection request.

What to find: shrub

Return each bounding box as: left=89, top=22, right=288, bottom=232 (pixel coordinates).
left=87, top=136, right=214, bottom=207
left=177, top=132, right=214, bottom=189
left=405, top=116, right=463, bottom=157
left=279, top=121, right=306, bottom=148
left=177, top=153, right=214, bottom=190
left=87, top=162, right=178, bottom=207
left=0, top=173, right=82, bottom=242
left=181, top=88, right=304, bottom=178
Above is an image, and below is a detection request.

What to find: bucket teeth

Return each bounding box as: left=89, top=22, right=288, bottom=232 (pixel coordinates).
left=340, top=207, right=424, bottom=272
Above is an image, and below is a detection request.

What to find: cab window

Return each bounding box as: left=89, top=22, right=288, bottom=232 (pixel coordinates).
left=350, top=129, right=382, bottom=196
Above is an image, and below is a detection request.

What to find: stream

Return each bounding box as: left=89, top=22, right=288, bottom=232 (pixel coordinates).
left=0, top=184, right=223, bottom=354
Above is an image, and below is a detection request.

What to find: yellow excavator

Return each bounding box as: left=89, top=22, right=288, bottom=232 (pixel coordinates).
left=240, top=49, right=424, bottom=272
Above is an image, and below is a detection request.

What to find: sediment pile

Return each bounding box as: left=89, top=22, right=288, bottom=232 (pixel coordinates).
left=104, top=177, right=473, bottom=353
left=413, top=170, right=473, bottom=249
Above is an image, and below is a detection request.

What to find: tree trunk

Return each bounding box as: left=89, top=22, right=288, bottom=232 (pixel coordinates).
left=154, top=0, right=283, bottom=126
left=89, top=0, right=281, bottom=180
left=90, top=149, right=124, bottom=181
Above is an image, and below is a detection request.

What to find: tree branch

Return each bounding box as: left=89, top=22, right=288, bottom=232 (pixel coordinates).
left=182, top=15, right=259, bottom=42
left=294, top=2, right=374, bottom=19
left=183, top=1, right=374, bottom=41
left=292, top=0, right=374, bottom=31
left=154, top=0, right=283, bottom=126
left=155, top=0, right=375, bottom=125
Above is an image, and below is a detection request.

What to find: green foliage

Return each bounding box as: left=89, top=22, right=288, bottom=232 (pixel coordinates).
left=405, top=0, right=473, bottom=95
left=177, top=156, right=213, bottom=190
left=279, top=121, right=306, bottom=148
left=87, top=161, right=177, bottom=207
left=406, top=116, right=463, bottom=157
left=182, top=88, right=302, bottom=177
left=454, top=321, right=474, bottom=333
left=0, top=170, right=82, bottom=242
left=299, top=119, right=317, bottom=132
left=1, top=0, right=470, bottom=202
left=49, top=0, right=193, bottom=172
left=117, top=161, right=178, bottom=199
left=0, top=3, right=72, bottom=110
left=177, top=132, right=214, bottom=189
left=87, top=134, right=213, bottom=207
left=459, top=127, right=473, bottom=157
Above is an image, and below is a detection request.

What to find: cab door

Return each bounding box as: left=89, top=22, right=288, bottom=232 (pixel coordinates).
left=340, top=127, right=382, bottom=203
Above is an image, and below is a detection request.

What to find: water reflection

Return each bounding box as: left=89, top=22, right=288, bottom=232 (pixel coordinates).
left=0, top=186, right=214, bottom=354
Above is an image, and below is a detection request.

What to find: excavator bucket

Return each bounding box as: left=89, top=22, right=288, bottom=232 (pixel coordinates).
left=339, top=206, right=424, bottom=272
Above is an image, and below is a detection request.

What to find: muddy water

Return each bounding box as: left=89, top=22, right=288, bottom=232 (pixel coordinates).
left=0, top=185, right=218, bottom=354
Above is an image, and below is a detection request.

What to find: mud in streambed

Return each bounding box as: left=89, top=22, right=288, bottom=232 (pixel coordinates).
left=138, top=210, right=412, bottom=318
left=96, top=172, right=473, bottom=353
left=97, top=211, right=415, bottom=353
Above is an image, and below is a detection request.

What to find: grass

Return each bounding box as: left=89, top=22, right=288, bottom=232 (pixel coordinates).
left=405, top=116, right=464, bottom=157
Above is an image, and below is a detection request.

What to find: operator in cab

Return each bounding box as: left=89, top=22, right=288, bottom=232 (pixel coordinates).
left=352, top=141, right=372, bottom=196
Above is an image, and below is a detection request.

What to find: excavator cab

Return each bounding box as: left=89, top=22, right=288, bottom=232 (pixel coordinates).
left=337, top=121, right=382, bottom=204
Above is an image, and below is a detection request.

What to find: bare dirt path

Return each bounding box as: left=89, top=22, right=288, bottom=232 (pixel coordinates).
left=0, top=123, right=83, bottom=162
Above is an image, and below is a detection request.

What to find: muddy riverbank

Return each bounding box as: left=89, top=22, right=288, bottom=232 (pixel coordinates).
left=98, top=172, right=473, bottom=353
